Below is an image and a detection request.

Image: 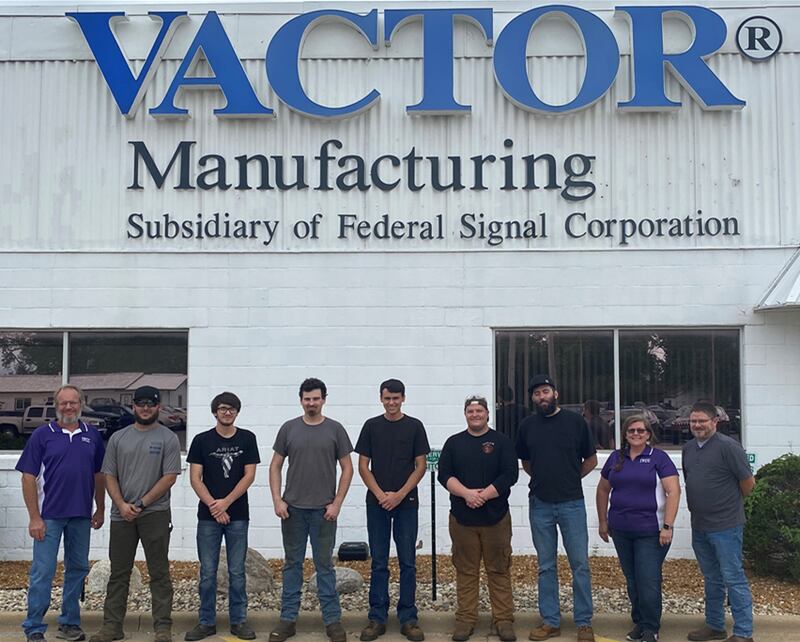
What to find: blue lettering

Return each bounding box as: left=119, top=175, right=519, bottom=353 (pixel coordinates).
left=493, top=5, right=619, bottom=113
left=66, top=11, right=187, bottom=117
left=150, top=11, right=272, bottom=118
left=384, top=9, right=493, bottom=115
left=615, top=5, right=745, bottom=110
left=266, top=9, right=380, bottom=118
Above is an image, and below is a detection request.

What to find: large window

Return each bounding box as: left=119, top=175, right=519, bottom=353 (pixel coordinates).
left=495, top=329, right=741, bottom=450
left=0, top=331, right=188, bottom=449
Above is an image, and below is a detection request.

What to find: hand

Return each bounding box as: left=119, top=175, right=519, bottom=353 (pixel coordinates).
left=659, top=528, right=673, bottom=547
left=324, top=501, right=341, bottom=521
left=208, top=498, right=230, bottom=518
left=29, top=516, right=46, bottom=541
left=273, top=499, right=289, bottom=520
left=462, top=488, right=486, bottom=509
left=215, top=511, right=231, bottom=525
left=119, top=502, right=141, bottom=522
left=477, top=485, right=499, bottom=501
left=598, top=522, right=609, bottom=543
left=91, top=508, right=105, bottom=530
left=379, top=491, right=404, bottom=511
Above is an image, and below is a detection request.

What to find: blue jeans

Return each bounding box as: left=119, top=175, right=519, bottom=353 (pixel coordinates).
left=197, top=519, right=249, bottom=626
left=23, top=517, right=91, bottom=635
left=612, top=529, right=670, bottom=634
left=529, top=497, right=593, bottom=627
left=366, top=504, right=418, bottom=625
left=692, top=525, right=753, bottom=638
left=280, top=507, right=341, bottom=625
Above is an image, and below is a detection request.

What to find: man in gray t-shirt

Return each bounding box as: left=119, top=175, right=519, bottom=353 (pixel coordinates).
left=269, top=378, right=353, bottom=642
left=90, top=386, right=181, bottom=642
left=682, top=401, right=755, bottom=642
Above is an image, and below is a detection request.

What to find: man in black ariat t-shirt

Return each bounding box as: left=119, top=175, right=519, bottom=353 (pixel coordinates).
left=516, top=376, right=597, bottom=642
left=355, top=379, right=430, bottom=642
left=438, top=395, right=519, bottom=642
left=184, top=393, right=261, bottom=642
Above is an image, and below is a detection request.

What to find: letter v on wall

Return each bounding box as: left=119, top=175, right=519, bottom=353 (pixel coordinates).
left=66, top=11, right=188, bottom=117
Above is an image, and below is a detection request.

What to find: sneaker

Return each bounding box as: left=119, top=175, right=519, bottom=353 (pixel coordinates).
left=184, top=625, right=216, bottom=642
left=626, top=626, right=644, bottom=642
left=88, top=631, right=124, bottom=642
left=27, top=633, right=46, bottom=642
left=496, top=621, right=516, bottom=642
left=360, top=622, right=386, bottom=642
left=268, top=622, right=295, bottom=642
left=400, top=622, right=424, bottom=642
left=529, top=625, right=561, bottom=641
left=576, top=627, right=594, bottom=642
left=642, top=633, right=658, bottom=642
left=57, top=627, right=86, bottom=642
left=230, top=623, right=256, bottom=641
left=687, top=627, right=727, bottom=642
left=452, top=622, right=474, bottom=642
left=325, top=622, right=347, bottom=642
left=154, top=631, right=172, bottom=642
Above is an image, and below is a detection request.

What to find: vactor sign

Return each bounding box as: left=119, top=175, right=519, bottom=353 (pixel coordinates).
left=49, top=4, right=783, bottom=251
left=68, top=5, right=746, bottom=119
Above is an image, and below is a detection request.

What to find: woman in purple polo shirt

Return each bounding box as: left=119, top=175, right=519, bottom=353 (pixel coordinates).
left=596, top=415, right=680, bottom=642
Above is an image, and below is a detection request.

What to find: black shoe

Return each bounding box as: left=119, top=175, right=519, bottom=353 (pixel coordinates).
left=269, top=622, right=296, bottom=642
left=231, top=623, right=256, bottom=641
left=326, top=622, right=347, bottom=642
left=27, top=633, right=46, bottom=642
left=642, top=634, right=658, bottom=642
left=57, top=628, right=86, bottom=642
left=626, top=626, right=644, bottom=642
left=184, top=625, right=217, bottom=642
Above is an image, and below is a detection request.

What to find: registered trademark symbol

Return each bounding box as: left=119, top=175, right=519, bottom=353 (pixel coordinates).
left=736, top=16, right=782, bottom=61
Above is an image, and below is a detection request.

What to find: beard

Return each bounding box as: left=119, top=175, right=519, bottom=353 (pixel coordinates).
left=135, top=409, right=159, bottom=425
left=56, top=410, right=79, bottom=425
left=537, top=399, right=558, bottom=415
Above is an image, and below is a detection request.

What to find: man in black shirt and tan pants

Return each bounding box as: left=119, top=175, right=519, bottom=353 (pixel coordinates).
left=438, top=395, right=519, bottom=642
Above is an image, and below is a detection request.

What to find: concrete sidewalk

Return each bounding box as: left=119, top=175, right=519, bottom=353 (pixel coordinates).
left=0, top=613, right=796, bottom=642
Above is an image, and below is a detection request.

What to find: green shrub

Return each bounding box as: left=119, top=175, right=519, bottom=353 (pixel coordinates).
left=744, top=453, right=800, bottom=581
left=0, top=433, right=27, bottom=450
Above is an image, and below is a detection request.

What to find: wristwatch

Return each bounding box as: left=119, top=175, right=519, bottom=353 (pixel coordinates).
left=134, top=499, right=145, bottom=510
left=662, top=523, right=672, bottom=531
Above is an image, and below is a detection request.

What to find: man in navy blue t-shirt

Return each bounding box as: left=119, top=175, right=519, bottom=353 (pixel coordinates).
left=16, top=385, right=106, bottom=642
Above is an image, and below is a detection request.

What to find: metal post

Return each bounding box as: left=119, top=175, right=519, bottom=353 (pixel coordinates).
left=431, top=467, right=437, bottom=601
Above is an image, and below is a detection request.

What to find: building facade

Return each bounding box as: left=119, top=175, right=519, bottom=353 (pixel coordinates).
left=0, top=1, right=799, bottom=560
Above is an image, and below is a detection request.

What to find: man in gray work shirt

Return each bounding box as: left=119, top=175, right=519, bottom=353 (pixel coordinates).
left=682, top=401, right=755, bottom=642
left=90, top=386, right=181, bottom=642
left=269, top=378, right=354, bottom=642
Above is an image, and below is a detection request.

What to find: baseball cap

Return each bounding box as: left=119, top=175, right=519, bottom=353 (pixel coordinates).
left=133, top=385, right=161, bottom=403
left=528, top=374, right=556, bottom=393
left=464, top=394, right=489, bottom=411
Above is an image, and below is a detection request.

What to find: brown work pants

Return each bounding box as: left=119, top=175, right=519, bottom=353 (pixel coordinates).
left=449, top=511, right=514, bottom=626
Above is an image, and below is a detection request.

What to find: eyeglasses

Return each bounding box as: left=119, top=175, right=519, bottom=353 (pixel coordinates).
left=133, top=400, right=158, bottom=408
left=217, top=406, right=238, bottom=415
left=57, top=401, right=80, bottom=407
left=626, top=428, right=648, bottom=435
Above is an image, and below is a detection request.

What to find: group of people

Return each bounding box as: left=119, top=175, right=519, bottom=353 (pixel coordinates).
left=16, top=376, right=756, bottom=642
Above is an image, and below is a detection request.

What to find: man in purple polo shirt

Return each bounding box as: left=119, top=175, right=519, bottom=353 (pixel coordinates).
left=16, top=385, right=106, bottom=642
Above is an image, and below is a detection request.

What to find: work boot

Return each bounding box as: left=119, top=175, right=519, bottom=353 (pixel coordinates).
left=529, top=624, right=560, bottom=641
left=452, top=622, right=474, bottom=642
left=325, top=622, right=346, bottom=642
left=89, top=630, right=124, bottom=642
left=400, top=622, right=424, bottom=642
left=230, top=623, right=256, bottom=641
left=687, top=627, right=727, bottom=642
left=184, top=625, right=216, bottom=641
left=154, top=630, right=172, bottom=642
left=268, top=622, right=295, bottom=642
left=360, top=622, right=386, bottom=642
left=576, top=626, right=594, bottom=642
left=496, top=621, right=517, bottom=642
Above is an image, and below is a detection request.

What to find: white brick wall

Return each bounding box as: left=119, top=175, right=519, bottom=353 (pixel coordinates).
left=0, top=247, right=798, bottom=561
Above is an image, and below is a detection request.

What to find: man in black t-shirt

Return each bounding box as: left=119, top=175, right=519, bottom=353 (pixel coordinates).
left=516, top=376, right=597, bottom=642
left=438, top=395, right=518, bottom=642
left=185, top=392, right=260, bottom=642
left=355, top=379, right=429, bottom=642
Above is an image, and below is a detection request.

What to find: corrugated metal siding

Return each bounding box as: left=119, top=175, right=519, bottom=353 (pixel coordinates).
left=0, top=11, right=796, bottom=252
